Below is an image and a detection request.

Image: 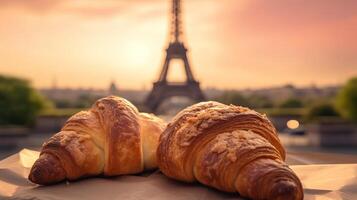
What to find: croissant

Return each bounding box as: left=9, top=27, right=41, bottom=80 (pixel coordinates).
left=157, top=101, right=303, bottom=200
left=29, top=96, right=166, bottom=185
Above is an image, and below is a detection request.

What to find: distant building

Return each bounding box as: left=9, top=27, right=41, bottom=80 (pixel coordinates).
left=38, top=83, right=340, bottom=107
left=240, top=84, right=340, bottom=101
left=39, top=80, right=148, bottom=105
left=108, top=80, right=119, bottom=95
left=40, top=87, right=108, bottom=102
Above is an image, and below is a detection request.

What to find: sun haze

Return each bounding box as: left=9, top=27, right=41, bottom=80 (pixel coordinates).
left=0, top=0, right=356, bottom=89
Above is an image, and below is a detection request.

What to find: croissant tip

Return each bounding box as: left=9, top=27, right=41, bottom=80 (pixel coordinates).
left=269, top=180, right=303, bottom=200
left=28, top=153, right=66, bottom=185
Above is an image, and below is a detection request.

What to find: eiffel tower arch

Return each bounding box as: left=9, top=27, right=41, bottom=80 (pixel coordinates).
left=145, top=0, right=205, bottom=112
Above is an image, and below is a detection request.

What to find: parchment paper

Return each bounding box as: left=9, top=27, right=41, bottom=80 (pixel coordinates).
left=0, top=149, right=356, bottom=200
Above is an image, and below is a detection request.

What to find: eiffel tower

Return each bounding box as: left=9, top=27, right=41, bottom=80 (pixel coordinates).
left=145, top=0, right=205, bottom=112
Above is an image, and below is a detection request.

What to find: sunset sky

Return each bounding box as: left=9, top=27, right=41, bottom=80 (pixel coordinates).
left=0, top=0, right=356, bottom=90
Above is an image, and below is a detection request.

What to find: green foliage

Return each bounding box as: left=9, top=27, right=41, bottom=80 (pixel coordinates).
left=0, top=75, right=49, bottom=126
left=39, top=108, right=82, bottom=117
left=75, top=94, right=97, bottom=108
left=248, top=95, right=274, bottom=108
left=279, top=98, right=304, bottom=108
left=305, top=103, right=340, bottom=121
left=259, top=108, right=305, bottom=117
left=54, top=99, right=72, bottom=108
left=216, top=91, right=250, bottom=107
left=336, top=77, right=357, bottom=121
left=216, top=91, right=274, bottom=108
left=54, top=94, right=99, bottom=109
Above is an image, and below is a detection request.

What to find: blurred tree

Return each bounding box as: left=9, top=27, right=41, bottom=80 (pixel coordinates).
left=279, top=98, right=304, bottom=108
left=248, top=95, right=274, bottom=108
left=216, top=91, right=250, bottom=107
left=54, top=99, right=72, bottom=108
left=54, top=94, right=102, bottom=109
left=216, top=91, right=273, bottom=108
left=75, top=94, right=97, bottom=108
left=336, top=77, right=357, bottom=121
left=0, top=75, right=49, bottom=126
left=305, top=103, right=340, bottom=121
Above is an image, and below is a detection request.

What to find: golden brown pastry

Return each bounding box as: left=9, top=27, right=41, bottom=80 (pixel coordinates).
left=29, top=96, right=166, bottom=185
left=157, top=101, right=303, bottom=200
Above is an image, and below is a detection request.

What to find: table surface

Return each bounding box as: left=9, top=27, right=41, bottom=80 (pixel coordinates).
left=1, top=149, right=357, bottom=200
left=286, top=150, right=357, bottom=165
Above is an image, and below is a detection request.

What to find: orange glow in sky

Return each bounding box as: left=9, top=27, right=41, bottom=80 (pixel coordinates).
left=0, top=0, right=356, bottom=90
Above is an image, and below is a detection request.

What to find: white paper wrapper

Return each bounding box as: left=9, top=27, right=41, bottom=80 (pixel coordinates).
left=0, top=149, right=356, bottom=200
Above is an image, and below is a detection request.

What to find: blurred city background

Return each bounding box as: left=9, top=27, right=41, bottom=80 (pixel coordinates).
left=0, top=0, right=357, bottom=164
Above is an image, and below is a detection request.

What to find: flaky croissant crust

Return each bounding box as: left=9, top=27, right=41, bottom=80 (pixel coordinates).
left=157, top=101, right=303, bottom=200
left=29, top=96, right=165, bottom=185
left=158, top=101, right=285, bottom=180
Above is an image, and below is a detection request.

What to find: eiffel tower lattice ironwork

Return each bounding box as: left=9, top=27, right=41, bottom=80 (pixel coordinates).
left=145, top=0, right=205, bottom=112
